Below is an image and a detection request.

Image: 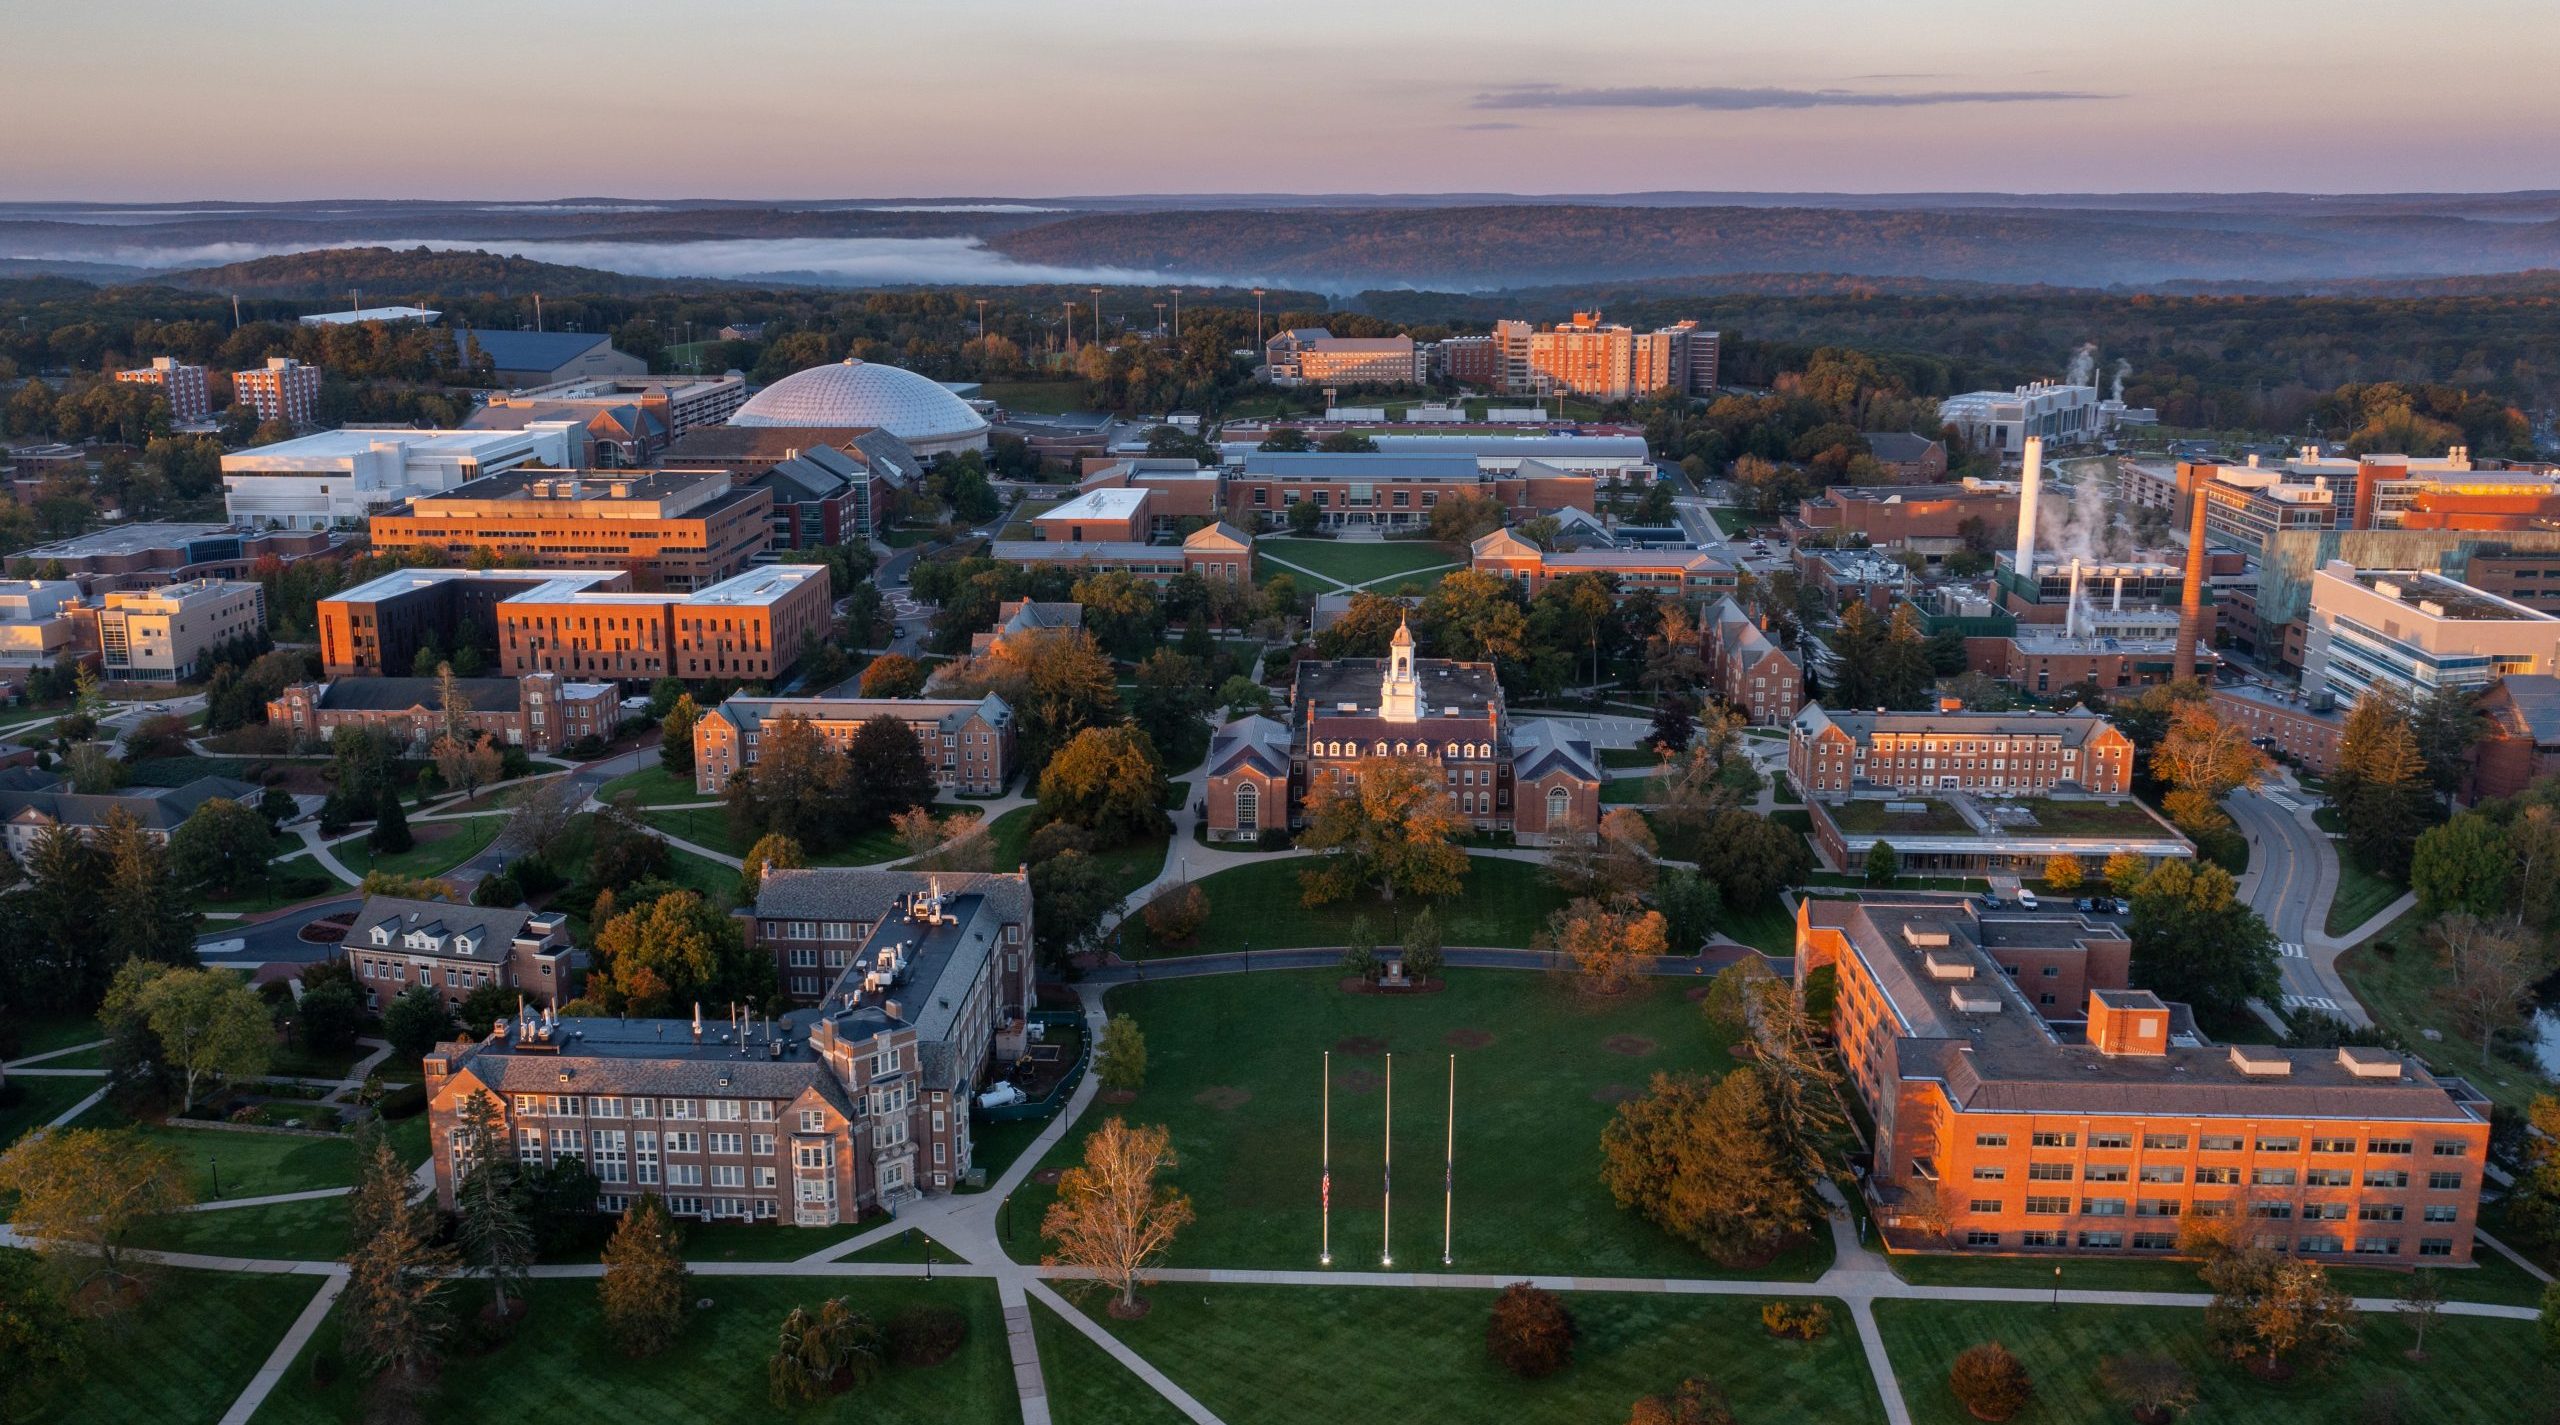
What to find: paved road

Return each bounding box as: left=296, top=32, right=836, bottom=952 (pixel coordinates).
left=2226, top=778, right=2369, bottom=1024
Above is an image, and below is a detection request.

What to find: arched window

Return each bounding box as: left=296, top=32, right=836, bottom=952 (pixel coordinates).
left=1546, top=786, right=1571, bottom=825
left=1444, top=743, right=1457, bottom=758
left=1395, top=742, right=1409, bottom=757
left=1375, top=741, right=1387, bottom=756
left=1234, top=782, right=1259, bottom=835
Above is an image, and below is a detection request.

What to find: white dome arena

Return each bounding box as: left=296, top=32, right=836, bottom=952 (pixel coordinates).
left=728, top=358, right=990, bottom=456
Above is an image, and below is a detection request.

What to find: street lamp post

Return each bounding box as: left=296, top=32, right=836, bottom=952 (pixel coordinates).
left=2050, top=1263, right=2062, bottom=1311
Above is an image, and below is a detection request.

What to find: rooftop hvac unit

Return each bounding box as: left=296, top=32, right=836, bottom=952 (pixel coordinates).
left=2229, top=1045, right=2294, bottom=1077
left=2337, top=1046, right=2404, bottom=1080
left=1949, top=987, right=2003, bottom=1015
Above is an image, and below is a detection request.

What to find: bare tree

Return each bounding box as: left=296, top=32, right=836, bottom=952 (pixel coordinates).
left=2431, top=912, right=2550, bottom=1060
left=502, top=775, right=584, bottom=859
left=1040, top=1118, right=1193, bottom=1317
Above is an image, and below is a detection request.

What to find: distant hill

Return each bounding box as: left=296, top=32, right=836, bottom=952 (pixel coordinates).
left=159, top=245, right=729, bottom=300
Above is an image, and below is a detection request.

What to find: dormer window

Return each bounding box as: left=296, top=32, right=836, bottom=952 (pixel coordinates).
left=370, top=927, right=390, bottom=946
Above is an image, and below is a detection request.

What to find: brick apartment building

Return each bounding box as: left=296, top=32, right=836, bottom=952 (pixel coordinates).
left=114, top=357, right=210, bottom=424
left=1798, top=898, right=2492, bottom=1263
left=1791, top=480, right=2018, bottom=553
left=1469, top=528, right=1736, bottom=603
left=317, top=565, right=832, bottom=683
left=231, top=356, right=322, bottom=426
left=692, top=693, right=1018, bottom=796
left=1701, top=597, right=1803, bottom=725
left=1204, top=618, right=1600, bottom=844
left=423, top=870, right=1035, bottom=1223
left=368, top=470, right=773, bottom=591
left=1788, top=705, right=2135, bottom=797
left=345, top=895, right=573, bottom=1013
left=2209, top=684, right=2346, bottom=775
left=270, top=672, right=618, bottom=754
left=1491, top=312, right=1718, bottom=400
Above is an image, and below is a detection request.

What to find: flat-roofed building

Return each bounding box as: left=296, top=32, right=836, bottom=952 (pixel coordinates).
left=1792, top=479, right=2018, bottom=553
left=231, top=356, right=322, bottom=427
left=2210, top=683, right=2348, bottom=775
left=2203, top=466, right=2338, bottom=554
left=1224, top=451, right=1593, bottom=529
left=1702, top=596, right=1802, bottom=725
left=1035, top=487, right=1152, bottom=543
left=270, top=672, right=617, bottom=754
left=2302, top=560, right=2560, bottom=706
left=1076, top=460, right=1226, bottom=534
left=991, top=521, right=1252, bottom=585
left=5, top=523, right=346, bottom=593
left=424, top=869, right=1035, bottom=1221
left=223, top=422, right=589, bottom=530
left=1789, top=703, right=2134, bottom=798
left=369, top=470, right=772, bottom=591
left=1490, top=313, right=1717, bottom=400
left=114, top=357, right=209, bottom=424
left=344, top=896, right=573, bottom=1012
left=473, top=372, right=746, bottom=441
left=1939, top=382, right=2104, bottom=457
left=0, top=580, right=87, bottom=672
left=1798, top=897, right=2491, bottom=1262
left=449, top=329, right=645, bottom=386
left=694, top=694, right=1016, bottom=795
left=83, top=579, right=265, bottom=681
left=1469, top=527, right=1735, bottom=602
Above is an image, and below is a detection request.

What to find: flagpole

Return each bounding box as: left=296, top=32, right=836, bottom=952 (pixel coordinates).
left=1382, top=1052, right=1394, bottom=1268
left=1320, top=1050, right=1332, bottom=1267
left=1442, top=1052, right=1455, bottom=1266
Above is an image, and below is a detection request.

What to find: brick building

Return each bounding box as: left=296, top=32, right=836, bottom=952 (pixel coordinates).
left=693, top=694, right=1017, bottom=796
left=269, top=672, right=618, bottom=755
left=1701, top=597, right=1803, bottom=725
left=344, top=896, right=573, bottom=1013
left=1798, top=898, right=2491, bottom=1263
left=1203, top=618, right=1600, bottom=845
left=84, top=579, right=266, bottom=681
left=5, top=523, right=346, bottom=593
left=231, top=356, right=322, bottom=427
left=991, top=521, right=1252, bottom=585
left=422, top=870, right=1035, bottom=1224
left=1862, top=432, right=1948, bottom=483
left=1469, top=528, right=1735, bottom=603
left=1789, top=705, right=2134, bottom=798
left=2467, top=675, right=2560, bottom=801
left=369, top=470, right=772, bottom=591
left=114, top=357, right=210, bottom=424
left=971, top=600, right=1082, bottom=657
left=1791, top=480, right=2018, bottom=554
left=1224, top=451, right=1596, bottom=528
left=2209, top=684, right=2347, bottom=775
left=1490, top=313, right=1718, bottom=400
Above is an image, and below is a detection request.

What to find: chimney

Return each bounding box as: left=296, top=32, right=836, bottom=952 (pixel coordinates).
left=2173, top=479, right=2210, bottom=683
left=2012, top=436, right=2043, bottom=581
left=2066, top=557, right=2084, bottom=640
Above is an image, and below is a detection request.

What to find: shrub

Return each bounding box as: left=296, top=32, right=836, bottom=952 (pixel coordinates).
left=1949, top=1341, right=2032, bottom=1422
left=1140, top=883, right=1209, bottom=945
left=1760, top=1300, right=1831, bottom=1340
left=473, top=873, right=522, bottom=907
left=1627, top=1377, right=1735, bottom=1425
left=1485, top=1282, right=1576, bottom=1379
left=885, top=1303, right=970, bottom=1368
left=377, top=1083, right=429, bottom=1120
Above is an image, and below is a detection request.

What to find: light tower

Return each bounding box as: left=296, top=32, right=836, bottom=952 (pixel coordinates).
left=1090, top=287, right=1104, bottom=340
left=1253, top=287, right=1266, bottom=350
left=1154, top=301, right=1167, bottom=336
left=975, top=298, right=988, bottom=340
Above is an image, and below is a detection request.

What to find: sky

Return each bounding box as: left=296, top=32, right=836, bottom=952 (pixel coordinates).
left=5, top=0, right=2556, bottom=200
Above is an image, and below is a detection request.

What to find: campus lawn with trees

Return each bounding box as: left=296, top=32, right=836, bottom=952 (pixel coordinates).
left=1118, top=854, right=1571, bottom=955
left=18, top=1261, right=325, bottom=1425
left=1005, top=968, right=1830, bottom=1279
left=1253, top=538, right=1459, bottom=590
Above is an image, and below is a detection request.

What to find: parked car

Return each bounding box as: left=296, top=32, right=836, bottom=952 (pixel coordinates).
left=2075, top=897, right=2096, bottom=913
left=2112, top=897, right=2133, bottom=915
left=2016, top=889, right=2039, bottom=910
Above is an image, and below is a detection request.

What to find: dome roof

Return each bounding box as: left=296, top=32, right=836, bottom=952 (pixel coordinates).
left=728, top=359, right=989, bottom=443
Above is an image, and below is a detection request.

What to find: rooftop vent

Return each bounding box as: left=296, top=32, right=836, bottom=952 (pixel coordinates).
left=1902, top=923, right=1953, bottom=949
left=2337, top=1046, right=2404, bottom=1080
left=1949, top=986, right=2003, bottom=1015
left=2229, top=1045, right=2294, bottom=1077
left=1923, top=950, right=1974, bottom=981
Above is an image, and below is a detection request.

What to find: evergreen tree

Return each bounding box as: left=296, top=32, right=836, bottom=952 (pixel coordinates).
left=659, top=693, right=699, bottom=777
left=2332, top=694, right=2439, bottom=879
left=341, top=1128, right=456, bottom=1382
left=452, top=1091, right=534, bottom=1320
left=599, top=1193, right=692, bottom=1357
left=98, top=807, right=195, bottom=968
left=369, top=783, right=414, bottom=855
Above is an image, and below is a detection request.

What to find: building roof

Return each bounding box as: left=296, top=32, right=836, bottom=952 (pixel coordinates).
left=707, top=693, right=1010, bottom=737
left=995, top=601, right=1082, bottom=639
left=352, top=895, right=558, bottom=966
left=1208, top=714, right=1290, bottom=778
left=1864, top=432, right=1943, bottom=463
left=0, top=774, right=261, bottom=833
left=1294, top=654, right=1502, bottom=725
left=301, top=306, right=439, bottom=326
left=752, top=869, right=1032, bottom=1081
left=1039, top=488, right=1151, bottom=523
left=1708, top=596, right=1782, bottom=662
left=447, top=1013, right=849, bottom=1115
left=325, top=568, right=622, bottom=608
left=1511, top=718, right=1600, bottom=783
left=2485, top=674, right=2560, bottom=745
left=1790, top=702, right=2119, bottom=748
left=1366, top=434, right=1651, bottom=461
left=989, top=540, right=1184, bottom=567
left=452, top=328, right=616, bottom=373
left=2329, top=564, right=2555, bottom=623
left=683, top=565, right=826, bottom=608
left=753, top=445, right=858, bottom=503
left=660, top=427, right=883, bottom=473
left=1183, top=522, right=1253, bottom=553
left=311, top=676, right=532, bottom=714
left=730, top=359, right=990, bottom=444
left=10, top=522, right=249, bottom=559
left=1238, top=452, right=1486, bottom=482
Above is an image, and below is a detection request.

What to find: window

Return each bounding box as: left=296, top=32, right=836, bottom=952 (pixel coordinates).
left=2133, top=1232, right=2178, bottom=1251
left=2135, top=1200, right=2182, bottom=1218
left=1968, top=1199, right=2004, bottom=1215
left=2309, top=1137, right=2354, bottom=1155
left=2368, top=1139, right=2412, bottom=1156
left=2020, top=1230, right=2065, bottom=1247
left=2424, top=1205, right=2459, bottom=1223
left=2024, top=1196, right=2072, bottom=1216
left=2090, top=1133, right=2132, bottom=1150
left=2084, top=1164, right=2129, bottom=1183
left=709, top=1132, right=743, bottom=1155
left=2078, top=1231, right=2125, bottom=1249
left=2202, top=1135, right=2243, bottom=1152
left=2031, top=1131, right=2077, bottom=1149
left=2255, top=1136, right=2300, bottom=1154
left=2298, top=1235, right=2346, bottom=1254
left=1972, top=1166, right=2007, bottom=1182
left=632, top=1099, right=656, bottom=1119
left=2196, top=1167, right=2240, bottom=1185
left=2427, top=1171, right=2464, bottom=1191
left=2359, top=1204, right=2405, bottom=1222
left=1966, top=1230, right=2002, bottom=1247
left=2251, top=1203, right=2294, bottom=1219
left=2252, top=1168, right=2296, bottom=1187
left=2419, top=1238, right=2454, bottom=1257
left=2027, top=1163, right=2075, bottom=1181
left=2138, top=1166, right=2185, bottom=1184
left=708, top=1100, right=744, bottom=1122
left=800, top=1110, right=826, bottom=1132
left=2365, top=1170, right=2409, bottom=1189
left=2305, top=1169, right=2352, bottom=1188
left=2081, top=1198, right=2126, bottom=1217
left=2432, top=1140, right=2470, bottom=1157
left=1973, top=1133, right=2008, bottom=1149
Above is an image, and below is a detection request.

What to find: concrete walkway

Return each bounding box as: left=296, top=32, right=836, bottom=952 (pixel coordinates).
left=2, top=1039, right=107, bottom=1069
left=187, top=1185, right=354, bottom=1214
left=215, top=1272, right=347, bottom=1425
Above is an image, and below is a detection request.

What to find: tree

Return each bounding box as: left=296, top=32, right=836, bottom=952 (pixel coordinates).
left=599, top=1194, right=693, bottom=1357
left=0, top=1248, right=83, bottom=1417
left=1028, top=827, right=1121, bottom=972
left=1139, top=882, right=1208, bottom=946
left=167, top=796, right=278, bottom=898
left=501, top=775, right=584, bottom=869
left=768, top=1297, right=886, bottom=1407
left=382, top=984, right=456, bottom=1061
left=2043, top=853, right=2084, bottom=892
left=1545, top=897, right=1670, bottom=995
left=1865, top=839, right=1900, bottom=885
left=2411, top=813, right=2513, bottom=919
left=341, top=1127, right=457, bottom=1381
left=1599, top=1068, right=1817, bottom=1266
left=2126, top=859, right=2278, bottom=1020
left=1216, top=675, right=1273, bottom=719
left=1694, top=808, right=1812, bottom=911
left=2151, top=701, right=2269, bottom=835
left=1427, top=490, right=1506, bottom=547
left=843, top=713, right=939, bottom=831
left=1626, top=1377, right=1736, bottom=1425
left=1096, top=1013, right=1148, bottom=1092
left=2201, top=1245, right=2358, bottom=1376
left=1485, top=1282, right=1576, bottom=1379
left=368, top=783, right=414, bottom=854
left=1129, top=649, right=1211, bottom=761
left=1948, top=1342, right=2033, bottom=1423
left=1295, top=756, right=1468, bottom=907
left=1041, top=1118, right=1193, bottom=1317
left=2098, top=1352, right=2196, bottom=1422
left=1546, top=808, right=1661, bottom=903
left=2103, top=850, right=2150, bottom=898
left=0, top=1127, right=193, bottom=1298
left=2396, top=1268, right=2444, bottom=1362
left=589, top=793, right=672, bottom=893
left=63, top=741, right=125, bottom=794
left=592, top=890, right=762, bottom=1017
left=727, top=712, right=836, bottom=846
left=137, top=966, right=273, bottom=1115
left=452, top=1091, right=534, bottom=1321
left=2429, top=912, right=2549, bottom=1061
left=2410, top=683, right=2483, bottom=799
left=98, top=807, right=194, bottom=967
left=1036, top=724, right=1172, bottom=849
left=859, top=652, right=927, bottom=699
left=1740, top=975, right=1852, bottom=1191
left=1403, top=905, right=1444, bottom=981
left=1287, top=497, right=1324, bottom=534
left=739, top=832, right=805, bottom=904
left=1419, top=570, right=1530, bottom=669
left=2507, top=1097, right=2560, bottom=1250
left=433, top=732, right=504, bottom=804
left=2333, top=694, right=2440, bottom=879
left=297, top=980, right=365, bottom=1055
left=659, top=693, right=700, bottom=776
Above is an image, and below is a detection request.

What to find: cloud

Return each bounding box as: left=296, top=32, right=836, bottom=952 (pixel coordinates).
left=1473, top=84, right=2114, bottom=112
left=1459, top=121, right=1524, bottom=131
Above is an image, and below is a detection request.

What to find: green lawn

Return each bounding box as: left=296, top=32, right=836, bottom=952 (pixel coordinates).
left=1057, top=1285, right=1880, bottom=1425
left=1601, top=776, right=1661, bottom=805
left=7, top=1012, right=104, bottom=1059
left=980, top=379, right=1090, bottom=415
left=2325, top=857, right=2408, bottom=938
left=1033, top=1300, right=1196, bottom=1425
left=1887, top=1245, right=2544, bottom=1308
left=645, top=805, right=982, bottom=868
left=1709, top=507, right=1753, bottom=535
left=599, top=764, right=702, bottom=806
left=1720, top=900, right=1800, bottom=956
left=191, top=866, right=341, bottom=916
left=1119, top=854, right=1568, bottom=956
left=30, top=1262, right=323, bottom=1424
left=124, top=1121, right=362, bottom=1199
left=251, top=1275, right=1016, bottom=1425
left=345, top=815, right=503, bottom=882
left=1002, top=969, right=1829, bottom=1280
left=2015, top=798, right=2173, bottom=836
left=985, top=806, right=1168, bottom=901
left=1824, top=799, right=1973, bottom=835
left=126, top=1193, right=353, bottom=1261
left=1253, top=538, right=1459, bottom=591
left=1874, top=1299, right=2553, bottom=1425
left=2337, top=911, right=2555, bottom=1116
left=1599, top=747, right=1662, bottom=769
left=0, top=1074, right=98, bottom=1148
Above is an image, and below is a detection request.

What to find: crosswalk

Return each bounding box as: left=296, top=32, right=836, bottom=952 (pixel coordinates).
left=2276, top=941, right=2306, bottom=959
left=2281, top=993, right=2339, bottom=1013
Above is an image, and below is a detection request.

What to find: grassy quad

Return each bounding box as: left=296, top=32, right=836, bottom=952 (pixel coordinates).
left=1033, top=1300, right=1195, bottom=1425
left=1252, top=538, right=1460, bottom=591
left=1873, top=1299, right=2552, bottom=1425
left=643, top=803, right=985, bottom=867
left=596, top=764, right=703, bottom=806
left=1887, top=1244, right=2546, bottom=1308
left=1055, top=1285, right=1882, bottom=1425
left=1117, top=854, right=1571, bottom=956
left=27, top=1261, right=324, bottom=1424
left=0, top=1074, right=100, bottom=1148
left=249, top=1276, right=1016, bottom=1425
left=341, top=815, right=503, bottom=882
left=1002, top=968, right=1830, bottom=1281
left=2336, top=910, right=2554, bottom=1117
left=984, top=806, right=1169, bottom=901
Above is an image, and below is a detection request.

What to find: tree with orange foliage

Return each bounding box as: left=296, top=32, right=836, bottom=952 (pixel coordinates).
left=1295, top=755, right=1468, bottom=907
left=1544, top=896, right=1670, bottom=995
left=1040, top=1118, right=1193, bottom=1318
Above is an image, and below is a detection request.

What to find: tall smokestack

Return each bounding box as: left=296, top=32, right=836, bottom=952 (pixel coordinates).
left=2067, top=558, right=2085, bottom=640
left=2013, top=436, right=2044, bottom=581
left=2174, top=483, right=2210, bottom=683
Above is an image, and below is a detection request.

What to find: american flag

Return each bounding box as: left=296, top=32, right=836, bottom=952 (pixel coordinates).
left=1321, top=1170, right=1330, bottom=1210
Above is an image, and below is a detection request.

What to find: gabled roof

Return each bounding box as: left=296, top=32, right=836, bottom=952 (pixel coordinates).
left=313, top=675, right=527, bottom=713
left=2486, top=673, right=2560, bottom=745
left=1511, top=718, right=1601, bottom=784
left=1208, top=714, right=1291, bottom=778
left=753, top=444, right=860, bottom=503
left=1471, top=528, right=1542, bottom=560
left=353, top=894, right=555, bottom=963
left=0, top=775, right=261, bottom=833
left=1182, top=522, right=1254, bottom=553
left=1864, top=432, right=1943, bottom=463
left=1707, top=596, right=1781, bottom=662
left=708, top=694, right=1011, bottom=737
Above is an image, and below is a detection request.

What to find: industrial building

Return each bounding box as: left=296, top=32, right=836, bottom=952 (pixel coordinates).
left=2301, top=561, right=2560, bottom=706
left=222, top=422, right=589, bottom=529
left=1938, top=382, right=2106, bottom=457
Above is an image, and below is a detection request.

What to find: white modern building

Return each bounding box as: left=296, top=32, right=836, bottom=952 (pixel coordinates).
left=727, top=358, right=989, bottom=458
left=221, top=422, right=588, bottom=529
left=1939, top=382, right=2107, bottom=457
left=2302, top=560, right=2560, bottom=705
